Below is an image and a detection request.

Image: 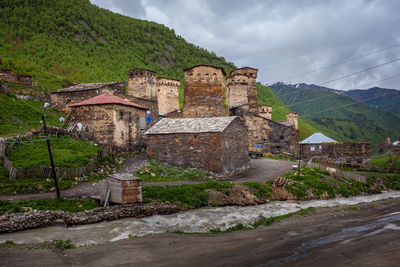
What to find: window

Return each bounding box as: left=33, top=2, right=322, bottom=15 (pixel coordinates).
left=310, top=146, right=315, bottom=151
left=319, top=145, right=322, bottom=151
left=119, top=111, right=124, bottom=120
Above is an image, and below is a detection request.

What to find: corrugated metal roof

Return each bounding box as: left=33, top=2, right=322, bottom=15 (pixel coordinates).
left=53, top=82, right=124, bottom=93
left=300, top=132, right=337, bottom=144
left=69, top=94, right=147, bottom=109
left=145, top=116, right=237, bottom=134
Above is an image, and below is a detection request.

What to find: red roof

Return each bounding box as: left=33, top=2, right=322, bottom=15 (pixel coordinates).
left=69, top=94, right=147, bottom=109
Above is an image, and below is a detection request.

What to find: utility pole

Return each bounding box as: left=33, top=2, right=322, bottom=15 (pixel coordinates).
left=42, top=105, right=61, bottom=198
left=297, top=143, right=302, bottom=177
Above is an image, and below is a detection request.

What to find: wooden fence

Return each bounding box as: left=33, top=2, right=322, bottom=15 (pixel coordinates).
left=307, top=161, right=367, bottom=184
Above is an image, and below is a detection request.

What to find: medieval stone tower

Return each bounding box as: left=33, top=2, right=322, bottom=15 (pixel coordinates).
left=182, top=65, right=227, bottom=118
left=128, top=68, right=157, bottom=100
left=286, top=112, right=298, bottom=130
left=227, top=67, right=259, bottom=113
left=258, top=105, right=273, bottom=119
left=156, top=77, right=180, bottom=114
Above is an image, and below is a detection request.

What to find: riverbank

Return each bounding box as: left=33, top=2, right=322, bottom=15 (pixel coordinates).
left=1, top=196, right=399, bottom=266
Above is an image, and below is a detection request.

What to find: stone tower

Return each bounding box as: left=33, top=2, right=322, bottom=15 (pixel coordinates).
left=227, top=67, right=259, bottom=113
left=286, top=112, right=298, bottom=130
left=258, top=105, right=272, bottom=119
left=156, top=77, right=180, bottom=114
left=182, top=65, right=227, bottom=118
left=128, top=68, right=157, bottom=100
left=226, top=73, right=249, bottom=108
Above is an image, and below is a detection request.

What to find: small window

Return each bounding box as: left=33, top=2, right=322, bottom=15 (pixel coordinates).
left=310, top=146, right=315, bottom=151
left=119, top=111, right=124, bottom=120
left=319, top=145, right=322, bottom=151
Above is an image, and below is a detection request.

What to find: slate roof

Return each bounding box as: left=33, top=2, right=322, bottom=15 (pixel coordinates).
left=69, top=94, right=147, bottom=109
left=145, top=116, right=237, bottom=135
left=53, top=82, right=124, bottom=93
left=300, top=132, right=337, bottom=144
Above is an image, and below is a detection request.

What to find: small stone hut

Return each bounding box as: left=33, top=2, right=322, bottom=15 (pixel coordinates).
left=51, top=81, right=126, bottom=111
left=69, top=94, right=148, bottom=152
left=0, top=69, right=33, bottom=86
left=145, top=116, right=249, bottom=174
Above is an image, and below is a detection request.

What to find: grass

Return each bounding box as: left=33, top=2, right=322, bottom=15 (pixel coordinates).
left=136, top=159, right=212, bottom=182
left=0, top=155, right=121, bottom=194
left=7, top=135, right=100, bottom=169
left=0, top=198, right=98, bottom=214
left=371, top=153, right=400, bottom=169
left=0, top=93, right=64, bottom=137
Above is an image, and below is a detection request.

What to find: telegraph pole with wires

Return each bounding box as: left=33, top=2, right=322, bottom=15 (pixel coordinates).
left=42, top=103, right=61, bottom=198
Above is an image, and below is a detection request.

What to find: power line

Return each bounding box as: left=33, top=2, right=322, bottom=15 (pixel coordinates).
left=279, top=42, right=400, bottom=82
left=270, top=73, right=400, bottom=110
left=317, top=57, right=400, bottom=86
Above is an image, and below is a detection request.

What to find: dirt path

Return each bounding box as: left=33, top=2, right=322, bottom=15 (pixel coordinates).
left=0, top=157, right=296, bottom=202
left=1, top=198, right=399, bottom=266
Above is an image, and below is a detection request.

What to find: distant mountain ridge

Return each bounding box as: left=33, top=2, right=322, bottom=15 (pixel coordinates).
left=286, top=82, right=400, bottom=116
left=270, top=83, right=400, bottom=147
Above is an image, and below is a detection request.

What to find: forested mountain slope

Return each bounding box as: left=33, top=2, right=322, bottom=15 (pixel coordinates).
left=0, top=0, right=235, bottom=92
left=270, top=83, right=400, bottom=147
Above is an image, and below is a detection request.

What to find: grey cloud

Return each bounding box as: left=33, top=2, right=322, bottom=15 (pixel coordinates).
left=90, top=0, right=400, bottom=90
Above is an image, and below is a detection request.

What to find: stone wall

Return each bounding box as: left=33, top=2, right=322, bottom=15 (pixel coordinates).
left=156, top=77, right=180, bottom=114
left=51, top=82, right=126, bottom=111
left=69, top=104, right=143, bottom=152
left=146, top=119, right=249, bottom=174
left=231, top=107, right=299, bottom=156
left=258, top=106, right=272, bottom=119
left=182, top=65, right=227, bottom=118
left=0, top=69, right=32, bottom=86
left=0, top=203, right=180, bottom=233
left=286, top=113, right=298, bottom=130
left=120, top=95, right=159, bottom=127
left=128, top=68, right=157, bottom=101
left=301, top=142, right=371, bottom=167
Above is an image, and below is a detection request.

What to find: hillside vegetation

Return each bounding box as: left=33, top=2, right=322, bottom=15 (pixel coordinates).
left=0, top=0, right=235, bottom=92
left=257, top=83, right=317, bottom=140
left=270, top=83, right=400, bottom=147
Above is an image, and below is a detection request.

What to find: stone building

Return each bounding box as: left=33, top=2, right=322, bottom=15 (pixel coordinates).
left=285, top=113, right=298, bottom=130
left=128, top=68, right=157, bottom=100
left=156, top=77, right=180, bottom=114
left=68, top=94, right=148, bottom=152
left=230, top=106, right=299, bottom=155
left=300, top=133, right=370, bottom=167
left=258, top=105, right=272, bottom=119
left=0, top=69, right=32, bottom=86
left=51, top=82, right=126, bottom=111
left=226, top=67, right=258, bottom=113
left=181, top=65, right=228, bottom=117
left=145, top=116, right=249, bottom=174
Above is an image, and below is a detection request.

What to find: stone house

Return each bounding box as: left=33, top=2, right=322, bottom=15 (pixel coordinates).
left=145, top=116, right=249, bottom=174
left=51, top=81, right=126, bottom=111
left=68, top=94, right=148, bottom=152
left=0, top=69, right=32, bottom=86
left=300, top=133, right=370, bottom=167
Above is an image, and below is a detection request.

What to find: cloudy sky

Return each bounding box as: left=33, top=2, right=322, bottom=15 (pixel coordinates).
left=90, top=0, right=400, bottom=90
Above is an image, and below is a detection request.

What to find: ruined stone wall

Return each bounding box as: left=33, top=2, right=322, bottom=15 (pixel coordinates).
left=229, top=68, right=258, bottom=113
left=69, top=104, right=142, bottom=152
left=156, top=77, right=180, bottom=114
left=182, top=66, right=227, bottom=118
left=51, top=82, right=126, bottom=111
left=128, top=68, right=157, bottom=100
left=301, top=142, right=371, bottom=167
left=221, top=119, right=250, bottom=173
left=146, top=132, right=224, bottom=173
left=0, top=69, right=32, bottom=86
left=231, top=107, right=299, bottom=156
left=226, top=74, right=249, bottom=108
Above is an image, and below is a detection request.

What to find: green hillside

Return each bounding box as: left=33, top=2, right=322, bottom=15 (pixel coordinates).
left=344, top=87, right=400, bottom=116
left=270, top=83, right=400, bottom=148
left=0, top=0, right=235, bottom=93
left=257, top=83, right=318, bottom=140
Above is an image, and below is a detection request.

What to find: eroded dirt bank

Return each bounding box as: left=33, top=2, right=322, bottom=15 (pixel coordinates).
left=1, top=198, right=400, bottom=267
